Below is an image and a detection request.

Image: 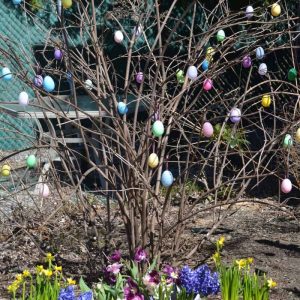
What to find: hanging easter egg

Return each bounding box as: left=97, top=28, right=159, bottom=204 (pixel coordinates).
left=206, top=47, right=215, bottom=62
left=148, top=153, right=159, bottom=169
left=12, top=0, right=22, bottom=4
left=187, top=66, right=198, bottom=80
left=1, top=164, right=11, bottom=177
left=136, top=72, right=144, bottom=84
left=245, top=5, right=254, bottom=18
left=62, top=0, right=72, bottom=9
left=114, top=30, right=124, bottom=43
left=201, top=59, right=209, bottom=71
left=255, top=47, right=265, bottom=60
left=230, top=108, right=241, bottom=123
left=33, top=75, right=43, bottom=87
left=202, top=122, right=214, bottom=138
left=152, top=120, right=164, bottom=137
left=258, top=63, right=268, bottom=76
left=176, top=70, right=185, bottom=84
left=161, top=170, right=174, bottom=187
left=203, top=79, right=213, bottom=91
left=54, top=48, right=63, bottom=60
left=43, top=76, right=55, bottom=92
left=1, top=67, right=12, bottom=81
left=295, top=128, right=300, bottom=143
left=261, top=94, right=271, bottom=108
left=117, top=102, right=128, bottom=115
left=39, top=183, right=50, bottom=198
left=281, top=178, right=292, bottom=193
left=242, top=55, right=252, bottom=68
left=216, top=29, right=225, bottom=42
left=18, top=91, right=29, bottom=106
left=26, top=154, right=37, bottom=169
left=84, top=79, right=93, bottom=90
left=271, top=3, right=281, bottom=17
left=283, top=134, right=293, bottom=148
left=288, top=68, right=297, bottom=81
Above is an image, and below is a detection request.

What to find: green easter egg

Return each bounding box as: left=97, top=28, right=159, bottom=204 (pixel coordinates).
left=152, top=120, right=164, bottom=137
left=26, top=154, right=37, bottom=168
left=288, top=68, right=297, bottom=81
left=283, top=134, right=293, bottom=148
left=176, top=70, right=185, bottom=84
left=216, top=29, right=225, bottom=42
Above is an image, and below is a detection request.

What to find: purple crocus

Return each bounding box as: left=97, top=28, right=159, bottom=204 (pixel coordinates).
left=134, top=247, right=147, bottom=263
left=163, top=265, right=179, bottom=284
left=124, top=278, right=144, bottom=300
left=106, top=263, right=122, bottom=275
left=110, top=250, right=121, bottom=262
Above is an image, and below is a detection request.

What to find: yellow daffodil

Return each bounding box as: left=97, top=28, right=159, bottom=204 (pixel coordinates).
left=22, top=269, right=30, bottom=278
left=67, top=278, right=76, bottom=285
left=217, top=236, right=225, bottom=248
left=235, top=259, right=247, bottom=270
left=54, top=265, right=62, bottom=272
left=36, top=265, right=44, bottom=274
left=43, top=269, right=53, bottom=277
left=247, top=257, right=254, bottom=264
left=7, top=282, right=19, bottom=293
left=15, top=274, right=23, bottom=282
left=267, top=278, right=277, bottom=288
left=212, top=251, right=220, bottom=264
left=46, top=252, right=54, bottom=262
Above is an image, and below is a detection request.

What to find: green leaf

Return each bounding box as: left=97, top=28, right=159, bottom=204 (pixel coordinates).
left=79, top=277, right=91, bottom=292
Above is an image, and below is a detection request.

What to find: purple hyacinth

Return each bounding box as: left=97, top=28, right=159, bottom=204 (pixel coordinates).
left=134, top=247, right=147, bottom=263
left=110, top=250, right=121, bottom=262
left=179, top=264, right=220, bottom=296
left=124, top=278, right=144, bottom=300
left=58, top=286, right=75, bottom=300
left=77, top=291, right=93, bottom=300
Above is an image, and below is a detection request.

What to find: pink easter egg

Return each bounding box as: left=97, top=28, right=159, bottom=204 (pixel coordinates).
left=203, top=79, right=213, bottom=91
left=136, top=72, right=144, bottom=83
left=202, top=122, right=214, bottom=137
left=281, top=178, right=292, bottom=194
left=39, top=183, right=50, bottom=197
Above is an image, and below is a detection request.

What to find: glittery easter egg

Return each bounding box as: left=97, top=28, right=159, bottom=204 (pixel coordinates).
left=43, top=76, right=55, bottom=92
left=34, top=75, right=43, bottom=87
left=202, top=122, right=214, bottom=138
left=230, top=108, right=241, bottom=123
left=271, top=3, right=281, bottom=17
left=62, top=0, right=72, bottom=9
left=295, top=128, right=300, bottom=142
left=26, top=154, right=37, bottom=169
left=12, top=0, right=22, bottom=4
left=216, top=29, right=225, bottom=42
left=54, top=48, right=63, bottom=60
left=152, top=120, right=164, bottom=137
left=1, top=164, right=11, bottom=177
left=256, top=47, right=265, bottom=60
left=242, top=55, right=252, bottom=68
left=261, top=94, right=271, bottom=108
left=245, top=5, right=254, bottom=18
left=288, top=68, right=297, bottom=81
left=2, top=67, right=12, bottom=81
left=161, top=170, right=174, bottom=187
left=203, top=79, right=213, bottom=91
left=202, top=59, right=209, bottom=71
left=136, top=72, right=144, bottom=84
left=283, top=134, right=293, bottom=148
left=206, top=47, right=215, bottom=62
left=18, top=91, right=29, bottom=106
left=148, top=153, right=159, bottom=168
left=258, top=63, right=268, bottom=76
left=176, top=70, right=185, bottom=84
left=187, top=66, right=198, bottom=80
left=114, top=30, right=124, bottom=43
left=39, top=183, right=50, bottom=198
left=117, top=102, right=128, bottom=115
left=281, top=178, right=292, bottom=193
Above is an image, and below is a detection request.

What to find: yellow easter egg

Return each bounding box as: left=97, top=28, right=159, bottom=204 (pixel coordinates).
left=295, top=128, right=300, bottom=143
left=1, top=164, right=11, bottom=177
left=262, top=94, right=271, bottom=108
left=62, top=0, right=72, bottom=9
left=206, top=47, right=215, bottom=62
left=148, top=153, right=159, bottom=169
left=271, top=3, right=281, bottom=17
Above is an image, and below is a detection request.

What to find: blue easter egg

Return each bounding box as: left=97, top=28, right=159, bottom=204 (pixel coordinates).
left=161, top=170, right=174, bottom=187
left=43, top=76, right=55, bottom=92
left=12, top=0, right=22, bottom=4
left=202, top=59, right=209, bottom=71
left=255, top=47, right=264, bottom=60
left=117, top=102, right=128, bottom=115
left=2, top=67, right=12, bottom=81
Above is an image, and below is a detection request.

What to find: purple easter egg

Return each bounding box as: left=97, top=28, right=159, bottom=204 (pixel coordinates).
left=230, top=108, right=241, bottom=123
left=202, top=122, right=214, bottom=137
left=54, top=48, right=63, bottom=60
left=33, top=75, right=43, bottom=87
left=136, top=72, right=144, bottom=84
left=242, top=55, right=252, bottom=68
